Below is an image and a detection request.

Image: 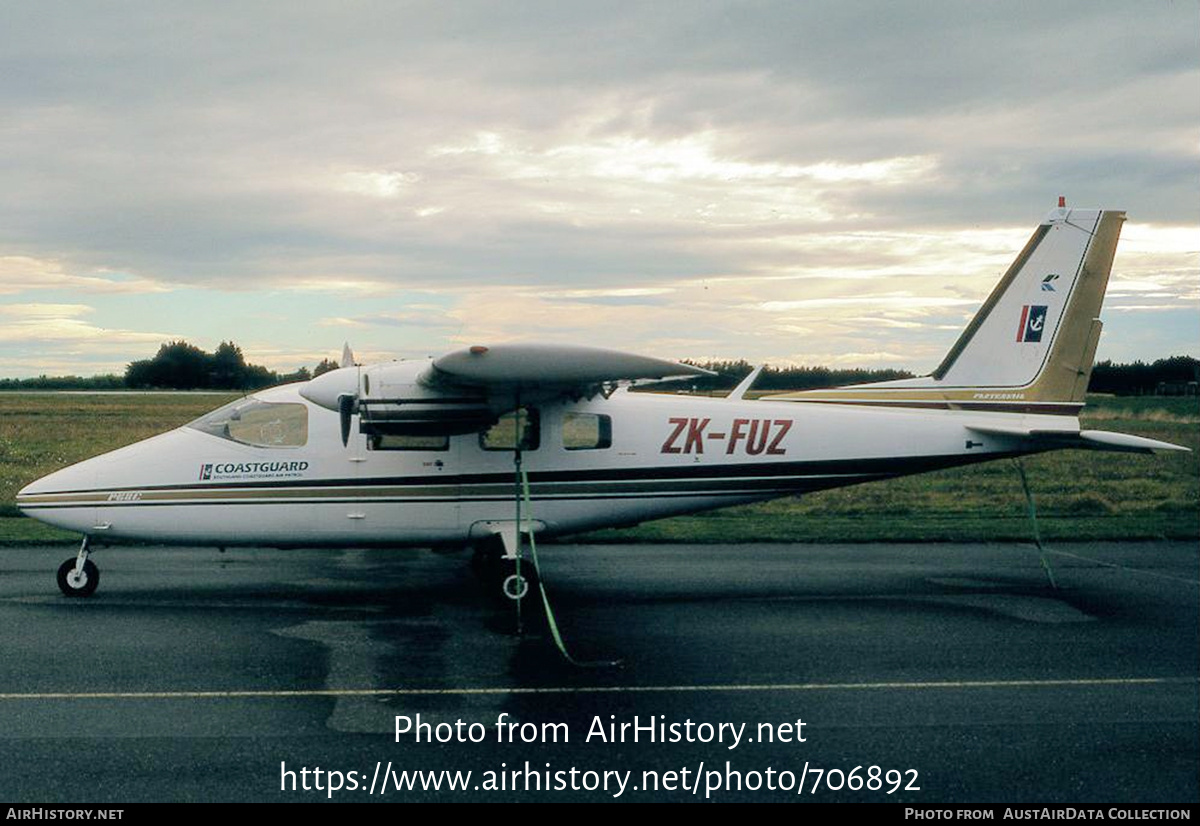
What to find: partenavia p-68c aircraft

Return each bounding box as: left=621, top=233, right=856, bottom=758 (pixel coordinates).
left=16, top=204, right=1187, bottom=599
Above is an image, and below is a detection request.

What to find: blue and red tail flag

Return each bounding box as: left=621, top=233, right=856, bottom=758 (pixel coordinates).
left=1016, top=305, right=1048, bottom=342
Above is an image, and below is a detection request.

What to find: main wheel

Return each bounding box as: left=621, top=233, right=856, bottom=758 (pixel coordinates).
left=57, top=558, right=99, bottom=598
left=494, top=558, right=538, bottom=602
left=502, top=572, right=531, bottom=601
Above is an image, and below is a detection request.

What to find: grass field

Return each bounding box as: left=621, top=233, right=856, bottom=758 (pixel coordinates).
left=0, top=391, right=1195, bottom=545
left=0, top=392, right=240, bottom=543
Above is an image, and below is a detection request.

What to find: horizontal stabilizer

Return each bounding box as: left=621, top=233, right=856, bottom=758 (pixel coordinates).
left=1077, top=430, right=1190, bottom=454
left=967, top=424, right=1189, bottom=454
left=967, top=424, right=1076, bottom=439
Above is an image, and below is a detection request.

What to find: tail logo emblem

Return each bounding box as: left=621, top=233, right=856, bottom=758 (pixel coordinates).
left=1016, top=305, right=1048, bottom=342
left=1041, top=273, right=1060, bottom=291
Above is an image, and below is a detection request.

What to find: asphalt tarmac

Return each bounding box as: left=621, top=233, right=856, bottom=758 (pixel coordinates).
left=0, top=541, right=1196, bottom=803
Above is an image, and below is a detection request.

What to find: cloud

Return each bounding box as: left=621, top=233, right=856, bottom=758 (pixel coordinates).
left=0, top=2, right=1194, bottom=376
left=317, top=310, right=458, bottom=329
left=0, top=303, right=175, bottom=346
left=0, top=257, right=171, bottom=296
left=790, top=350, right=914, bottom=366
left=754, top=296, right=979, bottom=312
left=0, top=303, right=94, bottom=320
left=335, top=169, right=422, bottom=199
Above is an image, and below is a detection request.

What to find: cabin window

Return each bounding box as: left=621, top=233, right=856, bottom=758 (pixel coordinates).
left=188, top=398, right=309, bottom=448
left=562, top=412, right=612, bottom=450
left=369, top=433, right=449, bottom=451
left=480, top=408, right=540, bottom=451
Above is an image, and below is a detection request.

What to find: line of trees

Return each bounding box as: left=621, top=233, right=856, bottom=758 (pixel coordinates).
left=648, top=359, right=917, bottom=393
left=0, top=341, right=332, bottom=392
left=1088, top=356, right=1200, bottom=396
left=648, top=356, right=1198, bottom=395
left=0, top=373, right=127, bottom=391
left=0, top=344, right=1195, bottom=395
left=123, top=341, right=287, bottom=390
left=669, top=356, right=1198, bottom=395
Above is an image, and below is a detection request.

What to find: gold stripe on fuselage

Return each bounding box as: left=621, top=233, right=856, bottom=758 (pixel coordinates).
left=16, top=472, right=887, bottom=510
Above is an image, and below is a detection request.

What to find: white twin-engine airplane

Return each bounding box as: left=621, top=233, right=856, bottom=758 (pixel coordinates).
left=16, top=205, right=1187, bottom=599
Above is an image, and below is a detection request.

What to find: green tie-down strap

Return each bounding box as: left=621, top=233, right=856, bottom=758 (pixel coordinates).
left=520, top=465, right=620, bottom=668
left=1012, top=458, right=1058, bottom=590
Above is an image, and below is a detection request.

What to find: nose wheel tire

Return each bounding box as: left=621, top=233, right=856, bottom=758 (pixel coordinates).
left=57, top=558, right=99, bottom=598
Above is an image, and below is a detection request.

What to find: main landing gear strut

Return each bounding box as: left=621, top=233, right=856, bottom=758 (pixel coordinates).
left=57, top=535, right=99, bottom=597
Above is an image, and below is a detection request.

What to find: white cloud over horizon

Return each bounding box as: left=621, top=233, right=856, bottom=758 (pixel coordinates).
left=0, top=2, right=1195, bottom=378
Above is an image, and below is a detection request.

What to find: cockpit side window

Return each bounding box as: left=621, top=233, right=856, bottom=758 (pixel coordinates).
left=188, top=399, right=309, bottom=448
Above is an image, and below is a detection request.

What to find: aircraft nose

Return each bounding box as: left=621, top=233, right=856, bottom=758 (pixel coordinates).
left=18, top=459, right=98, bottom=498
left=15, top=458, right=101, bottom=533
left=17, top=427, right=201, bottom=537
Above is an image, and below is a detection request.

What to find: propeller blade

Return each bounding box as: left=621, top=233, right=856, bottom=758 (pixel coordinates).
left=338, top=393, right=355, bottom=447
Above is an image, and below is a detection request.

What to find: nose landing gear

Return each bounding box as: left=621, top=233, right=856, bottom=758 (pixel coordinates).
left=57, top=536, right=99, bottom=597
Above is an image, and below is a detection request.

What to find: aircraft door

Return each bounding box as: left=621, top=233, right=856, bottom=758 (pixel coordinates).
left=352, top=429, right=462, bottom=542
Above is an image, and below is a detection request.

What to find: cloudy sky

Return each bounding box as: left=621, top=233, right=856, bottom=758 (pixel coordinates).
left=1, top=1, right=1196, bottom=379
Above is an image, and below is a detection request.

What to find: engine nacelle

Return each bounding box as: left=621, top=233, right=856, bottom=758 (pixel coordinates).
left=299, top=359, right=503, bottom=438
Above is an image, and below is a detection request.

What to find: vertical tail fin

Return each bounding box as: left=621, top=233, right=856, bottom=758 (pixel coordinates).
left=769, top=206, right=1125, bottom=414
left=930, top=206, right=1122, bottom=402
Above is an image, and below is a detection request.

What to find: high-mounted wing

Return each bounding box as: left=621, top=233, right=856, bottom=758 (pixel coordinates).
left=300, top=343, right=711, bottom=444
left=428, top=343, right=711, bottom=389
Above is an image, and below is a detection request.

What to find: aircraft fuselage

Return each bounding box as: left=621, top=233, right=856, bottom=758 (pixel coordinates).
left=16, top=381, right=1039, bottom=548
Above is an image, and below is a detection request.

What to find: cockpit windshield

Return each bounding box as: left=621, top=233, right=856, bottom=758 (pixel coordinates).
left=187, top=398, right=309, bottom=448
